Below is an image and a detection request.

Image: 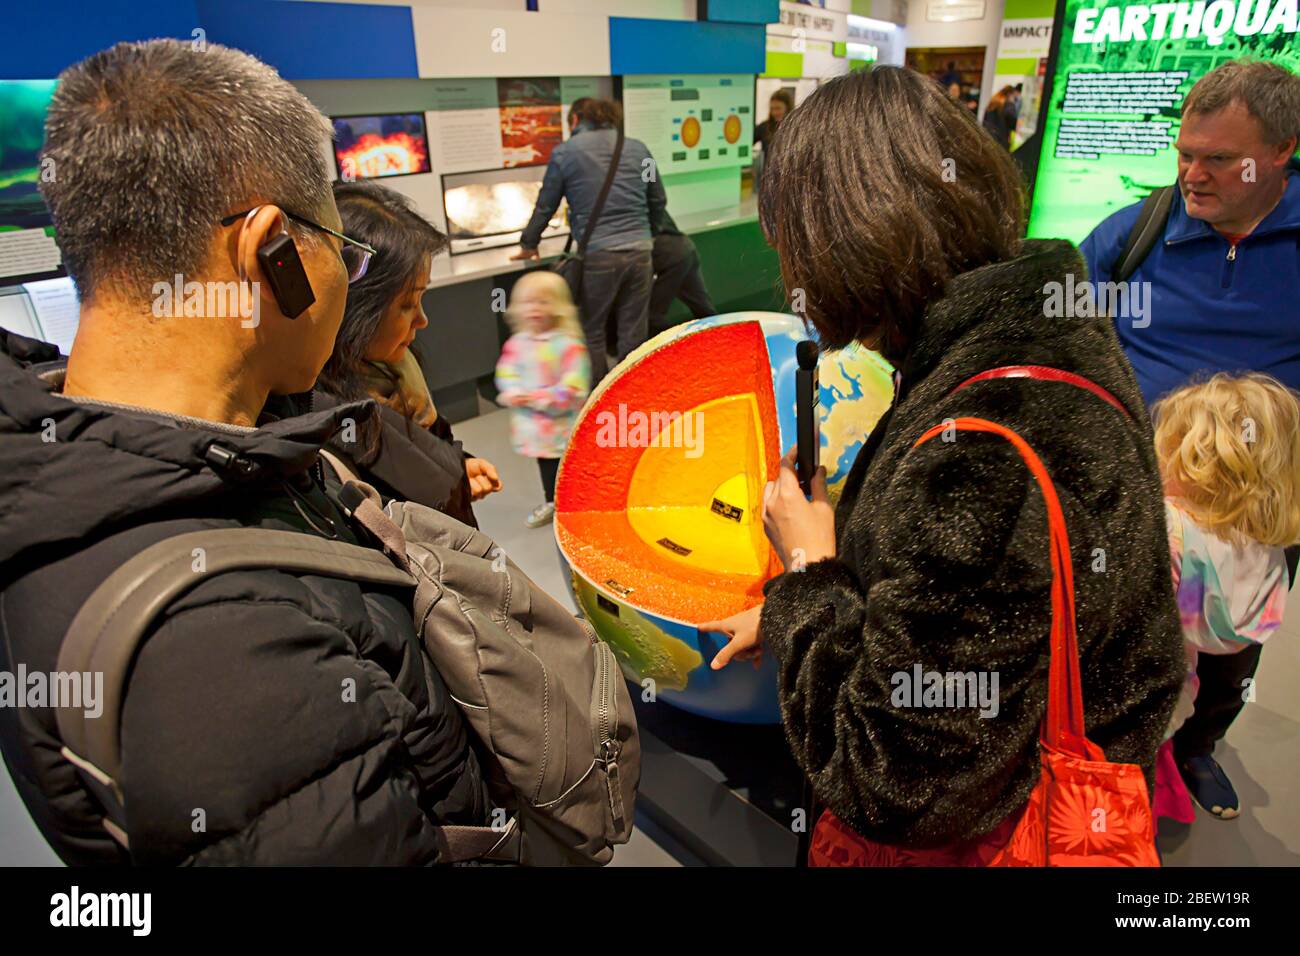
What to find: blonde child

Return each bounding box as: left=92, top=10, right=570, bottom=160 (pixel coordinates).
left=1152, top=373, right=1299, bottom=821
left=495, top=271, right=591, bottom=528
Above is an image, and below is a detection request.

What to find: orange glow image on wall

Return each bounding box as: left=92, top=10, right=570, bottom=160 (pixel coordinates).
left=332, top=113, right=432, bottom=181
left=723, top=114, right=742, bottom=144
left=679, top=116, right=701, bottom=148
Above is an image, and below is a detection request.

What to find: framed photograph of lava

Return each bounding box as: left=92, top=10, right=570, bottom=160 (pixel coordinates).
left=497, top=77, right=564, bottom=168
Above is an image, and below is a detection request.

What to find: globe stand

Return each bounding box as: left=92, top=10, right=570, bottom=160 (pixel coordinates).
left=630, top=688, right=805, bottom=866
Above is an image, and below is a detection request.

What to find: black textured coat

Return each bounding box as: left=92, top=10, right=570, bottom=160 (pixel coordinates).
left=0, top=333, right=490, bottom=865
left=313, top=390, right=478, bottom=528
left=761, top=240, right=1184, bottom=848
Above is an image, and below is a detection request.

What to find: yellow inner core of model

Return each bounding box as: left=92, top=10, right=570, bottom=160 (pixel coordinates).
left=625, top=394, right=769, bottom=577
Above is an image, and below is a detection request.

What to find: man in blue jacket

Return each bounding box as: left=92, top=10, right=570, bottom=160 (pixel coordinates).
left=512, top=97, right=667, bottom=385
left=1082, top=61, right=1300, bottom=409
left=1082, top=60, right=1300, bottom=823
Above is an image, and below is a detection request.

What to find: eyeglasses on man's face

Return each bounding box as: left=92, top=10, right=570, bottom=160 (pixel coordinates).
left=221, top=208, right=375, bottom=283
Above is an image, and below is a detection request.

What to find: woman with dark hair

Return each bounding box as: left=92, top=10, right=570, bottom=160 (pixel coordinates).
left=701, top=66, right=1184, bottom=865
left=982, top=84, right=1020, bottom=150
left=315, top=181, right=501, bottom=526
left=754, top=88, right=794, bottom=154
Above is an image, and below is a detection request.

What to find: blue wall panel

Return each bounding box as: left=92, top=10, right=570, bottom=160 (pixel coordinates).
left=701, top=0, right=781, bottom=24
left=609, top=18, right=765, bottom=75
left=196, top=0, right=418, bottom=80
left=0, top=1, right=201, bottom=79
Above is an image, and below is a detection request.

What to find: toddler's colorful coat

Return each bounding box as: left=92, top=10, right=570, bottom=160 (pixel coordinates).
left=495, top=329, right=591, bottom=459
left=1163, top=498, right=1289, bottom=734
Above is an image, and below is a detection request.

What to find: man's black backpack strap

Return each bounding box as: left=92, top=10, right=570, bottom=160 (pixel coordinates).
left=1112, top=185, right=1176, bottom=283
left=53, top=527, right=514, bottom=862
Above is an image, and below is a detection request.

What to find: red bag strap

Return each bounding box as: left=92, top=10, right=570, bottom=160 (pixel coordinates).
left=954, top=366, right=1133, bottom=420
left=914, top=419, right=1088, bottom=754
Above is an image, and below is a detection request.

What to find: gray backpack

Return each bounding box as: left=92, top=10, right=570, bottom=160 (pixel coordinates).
left=55, top=475, right=639, bottom=866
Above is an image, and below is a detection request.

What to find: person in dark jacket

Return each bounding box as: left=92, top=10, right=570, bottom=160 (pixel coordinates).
left=648, top=209, right=716, bottom=335
left=754, top=88, right=794, bottom=155
left=981, top=85, right=1019, bottom=150
left=316, top=182, right=501, bottom=526
left=0, top=39, right=490, bottom=865
left=702, top=67, right=1184, bottom=856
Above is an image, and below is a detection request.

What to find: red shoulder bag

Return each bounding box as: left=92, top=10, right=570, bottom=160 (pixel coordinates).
left=809, top=367, right=1160, bottom=867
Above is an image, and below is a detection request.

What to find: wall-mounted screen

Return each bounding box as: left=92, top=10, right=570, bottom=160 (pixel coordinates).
left=1027, top=0, right=1300, bottom=244
left=332, top=113, right=432, bottom=181
left=441, top=166, right=568, bottom=255
left=0, top=79, right=65, bottom=285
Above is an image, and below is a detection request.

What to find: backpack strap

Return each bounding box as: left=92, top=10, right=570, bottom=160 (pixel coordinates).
left=55, top=528, right=413, bottom=851
left=953, top=365, right=1133, bottom=420
left=1112, top=184, right=1176, bottom=284
left=318, top=448, right=412, bottom=570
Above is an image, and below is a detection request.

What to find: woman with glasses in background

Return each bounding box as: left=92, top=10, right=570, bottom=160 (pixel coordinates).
left=315, top=181, right=501, bottom=526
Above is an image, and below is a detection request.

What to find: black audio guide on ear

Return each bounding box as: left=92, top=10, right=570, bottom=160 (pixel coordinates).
left=257, top=233, right=316, bottom=318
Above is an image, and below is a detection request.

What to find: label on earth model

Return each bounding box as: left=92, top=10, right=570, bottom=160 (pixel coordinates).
left=656, top=537, right=693, bottom=556
left=711, top=499, right=743, bottom=522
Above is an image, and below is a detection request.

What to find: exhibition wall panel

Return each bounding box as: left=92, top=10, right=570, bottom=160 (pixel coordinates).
left=987, top=0, right=1054, bottom=146
left=609, top=17, right=768, bottom=74
left=764, top=0, right=854, bottom=80
left=0, top=0, right=425, bottom=81
left=294, top=75, right=613, bottom=238
left=197, top=0, right=419, bottom=79
left=412, top=8, right=610, bottom=78
left=1, top=2, right=780, bottom=83
left=701, top=0, right=784, bottom=23
left=2, top=0, right=202, bottom=79
left=542, top=0, right=696, bottom=17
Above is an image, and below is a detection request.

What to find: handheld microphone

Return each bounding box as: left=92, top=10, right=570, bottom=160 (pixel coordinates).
left=795, top=340, right=820, bottom=496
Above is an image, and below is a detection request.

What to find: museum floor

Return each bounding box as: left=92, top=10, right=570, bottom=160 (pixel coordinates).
left=2, top=403, right=1296, bottom=867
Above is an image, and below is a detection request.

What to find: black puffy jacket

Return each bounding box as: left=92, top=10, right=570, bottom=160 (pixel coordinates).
left=0, top=333, right=490, bottom=865
left=760, top=241, right=1185, bottom=848
left=313, top=389, right=478, bottom=528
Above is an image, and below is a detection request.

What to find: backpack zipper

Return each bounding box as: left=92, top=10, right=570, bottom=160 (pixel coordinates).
left=593, top=640, right=625, bottom=828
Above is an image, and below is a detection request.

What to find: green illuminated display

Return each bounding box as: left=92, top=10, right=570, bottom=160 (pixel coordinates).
left=1026, top=0, right=1299, bottom=244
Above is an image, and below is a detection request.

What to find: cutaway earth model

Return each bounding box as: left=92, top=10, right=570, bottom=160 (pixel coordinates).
left=556, top=313, right=894, bottom=722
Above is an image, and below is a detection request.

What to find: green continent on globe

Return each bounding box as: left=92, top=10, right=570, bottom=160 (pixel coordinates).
left=819, top=342, right=894, bottom=503
left=574, top=576, right=703, bottom=692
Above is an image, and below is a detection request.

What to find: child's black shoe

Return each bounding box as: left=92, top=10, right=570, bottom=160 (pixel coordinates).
left=1178, top=754, right=1240, bottom=819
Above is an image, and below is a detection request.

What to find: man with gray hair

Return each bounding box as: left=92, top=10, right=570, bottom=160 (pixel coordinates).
left=1082, top=59, right=1300, bottom=822
left=1083, top=59, right=1300, bottom=406
left=0, top=40, right=490, bottom=864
